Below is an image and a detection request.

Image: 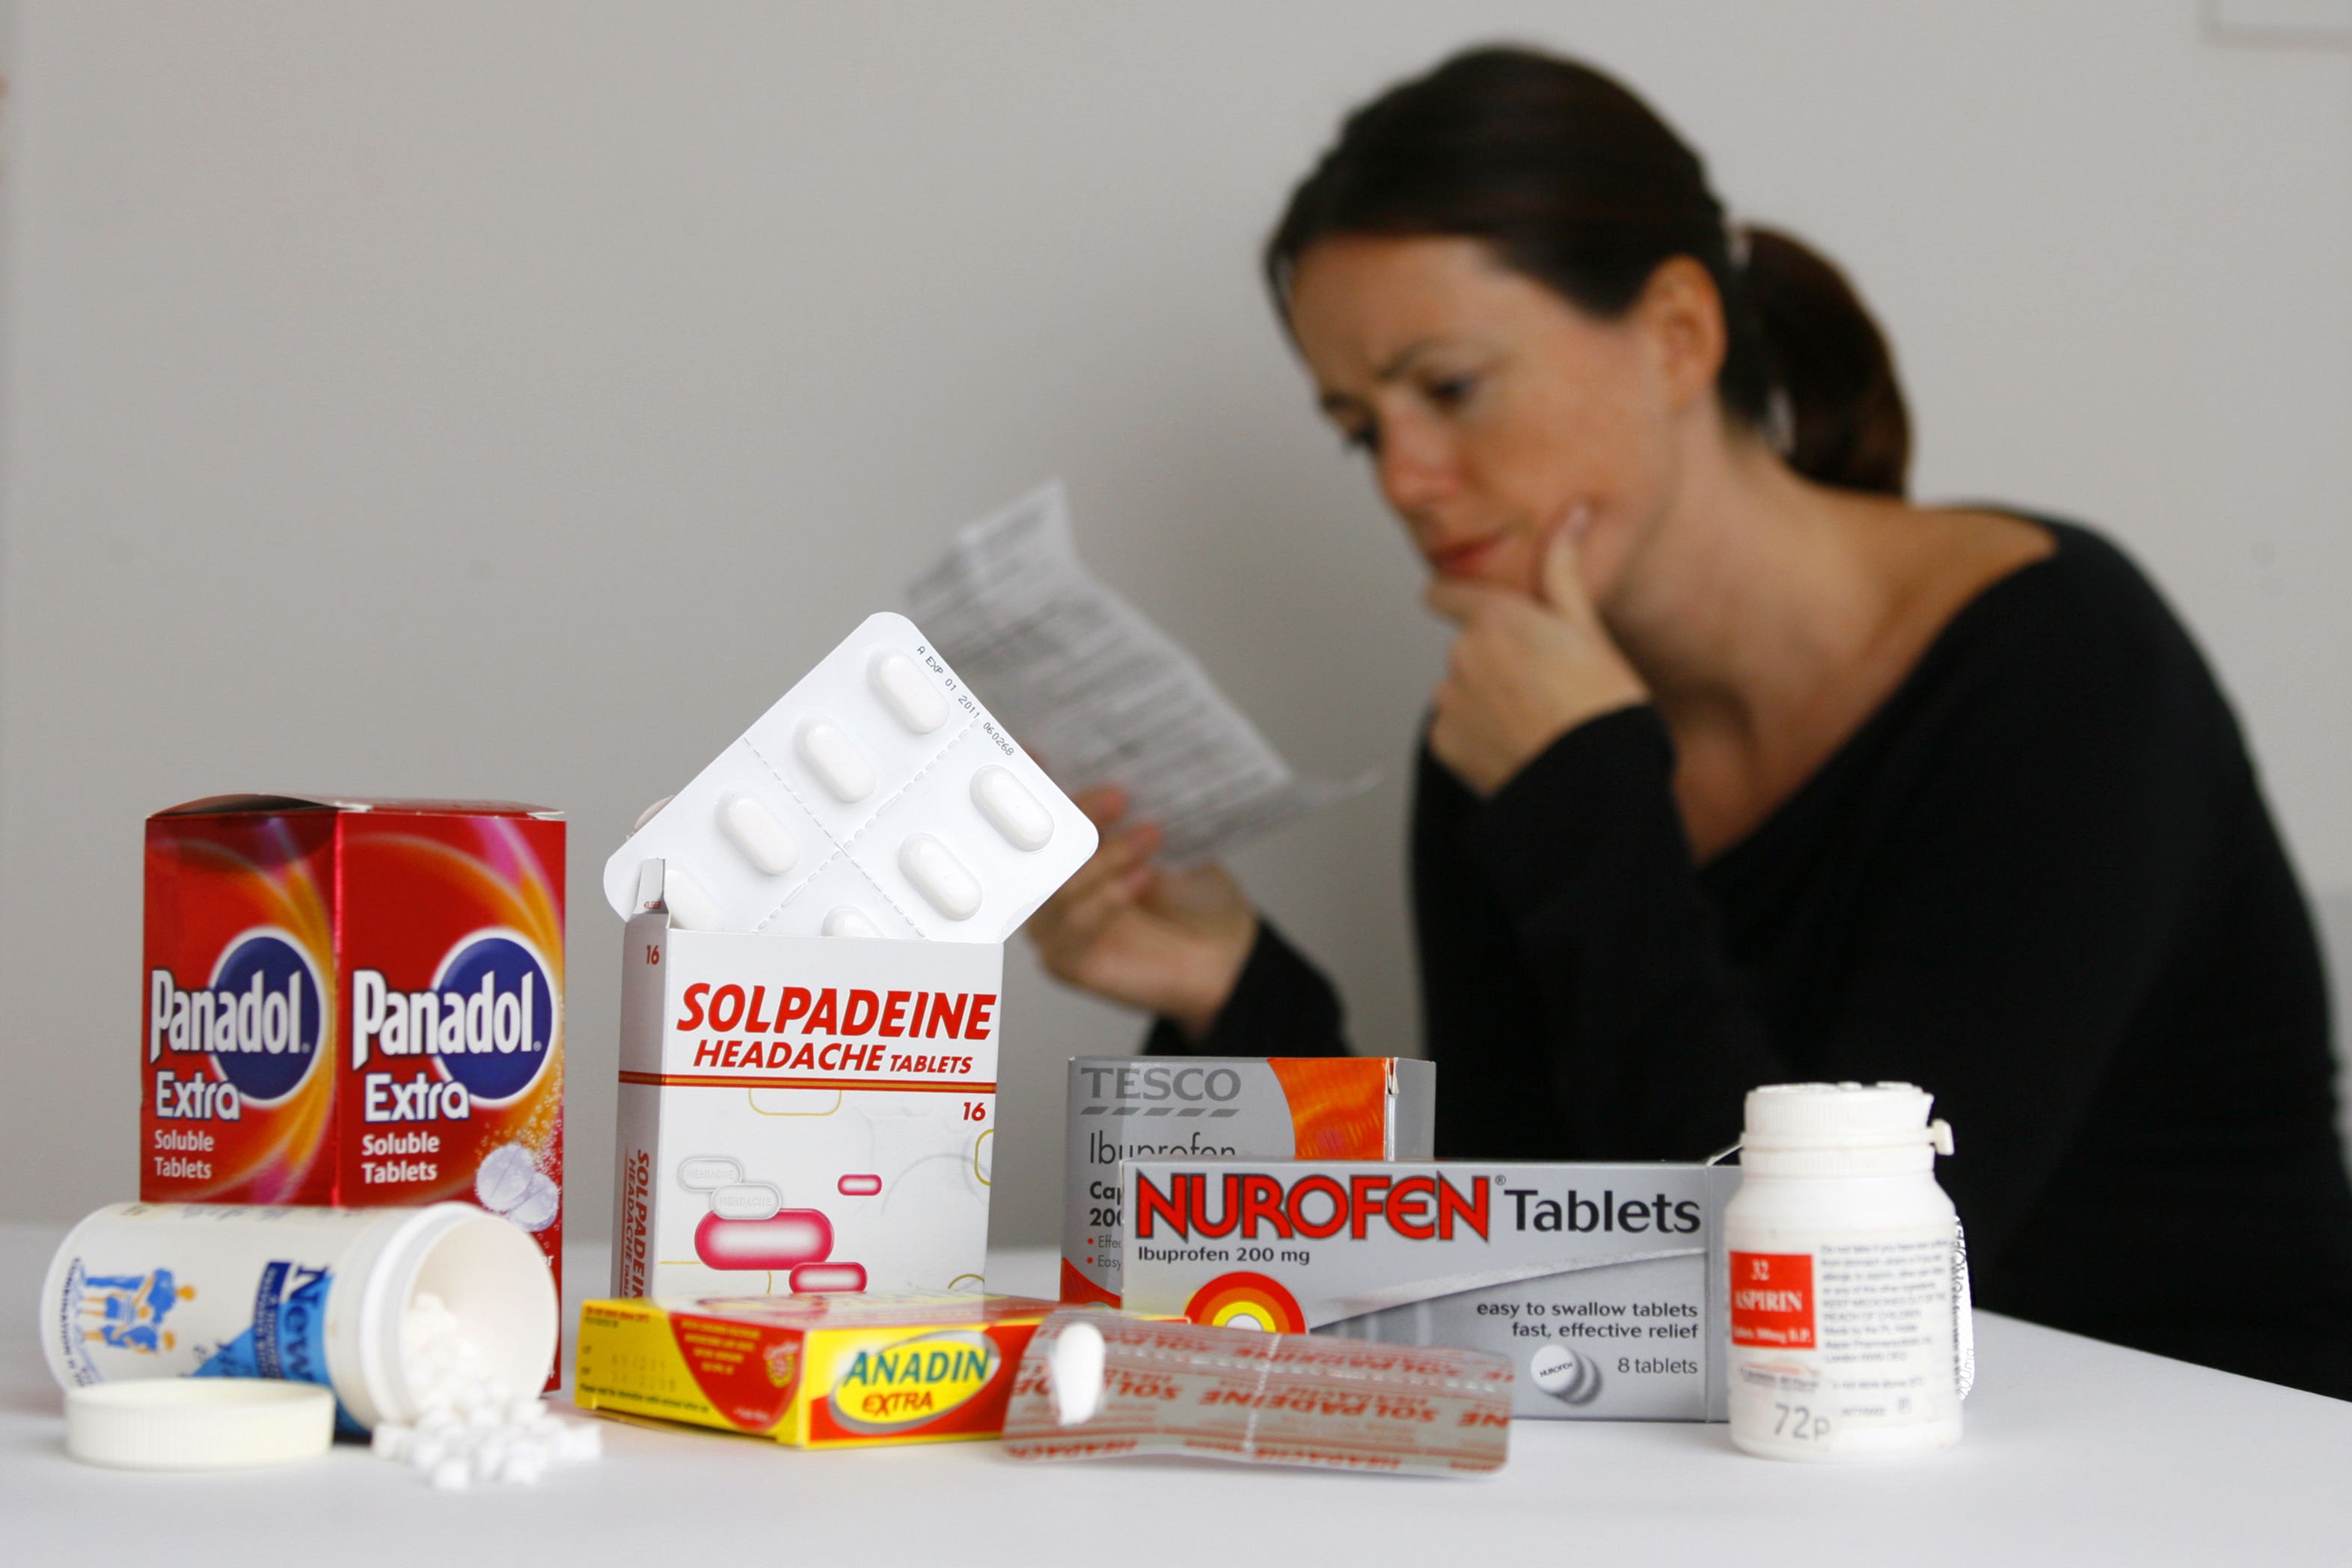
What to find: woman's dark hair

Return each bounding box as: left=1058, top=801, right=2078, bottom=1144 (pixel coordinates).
left=1267, top=47, right=1911, bottom=497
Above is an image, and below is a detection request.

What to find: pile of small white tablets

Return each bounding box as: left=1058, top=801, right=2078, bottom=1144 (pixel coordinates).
left=369, top=1293, right=602, bottom=1490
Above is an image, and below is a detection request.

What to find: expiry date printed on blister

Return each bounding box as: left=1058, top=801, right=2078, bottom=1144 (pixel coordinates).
left=602, top=612, right=1098, bottom=940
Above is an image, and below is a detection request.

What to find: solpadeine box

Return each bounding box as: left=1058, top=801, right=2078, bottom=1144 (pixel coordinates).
left=1121, top=1159, right=1740, bottom=1420
left=142, top=795, right=567, bottom=1286
left=1062, top=1056, right=1433, bottom=1305
left=612, top=863, right=1004, bottom=1300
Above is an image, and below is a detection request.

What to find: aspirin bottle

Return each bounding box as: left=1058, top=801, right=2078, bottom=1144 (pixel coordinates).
left=1724, top=1082, right=1970, bottom=1460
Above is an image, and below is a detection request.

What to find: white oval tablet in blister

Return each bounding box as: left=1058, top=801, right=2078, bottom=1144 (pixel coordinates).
left=678, top=1156, right=743, bottom=1190
left=662, top=864, right=724, bottom=931
left=710, top=1182, right=783, bottom=1221
left=717, top=793, right=799, bottom=875
left=822, top=905, right=886, bottom=939
left=869, top=651, right=948, bottom=734
left=796, top=720, right=877, bottom=803
left=1050, top=1321, right=1107, bottom=1428
left=970, top=765, right=1054, bottom=851
left=899, top=834, right=981, bottom=920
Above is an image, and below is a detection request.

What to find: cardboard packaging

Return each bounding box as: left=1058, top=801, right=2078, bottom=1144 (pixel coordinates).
left=1062, top=1056, right=1434, bottom=1306
left=575, top=1291, right=1129, bottom=1448
left=141, top=795, right=567, bottom=1288
left=613, top=864, right=1002, bottom=1299
left=1119, top=1158, right=1742, bottom=1421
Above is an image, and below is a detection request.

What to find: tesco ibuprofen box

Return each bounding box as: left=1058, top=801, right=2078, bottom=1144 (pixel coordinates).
left=1062, top=1056, right=1434, bottom=1306
left=141, top=795, right=568, bottom=1278
left=612, top=864, right=1002, bottom=1300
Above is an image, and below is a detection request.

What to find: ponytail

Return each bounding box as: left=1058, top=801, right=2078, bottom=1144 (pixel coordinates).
left=1733, top=227, right=1910, bottom=496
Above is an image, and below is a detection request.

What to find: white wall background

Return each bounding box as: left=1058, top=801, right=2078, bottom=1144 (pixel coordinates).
left=1, top=2, right=2347, bottom=1244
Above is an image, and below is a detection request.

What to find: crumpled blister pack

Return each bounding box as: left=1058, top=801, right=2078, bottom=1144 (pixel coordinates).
left=1002, top=1311, right=1513, bottom=1476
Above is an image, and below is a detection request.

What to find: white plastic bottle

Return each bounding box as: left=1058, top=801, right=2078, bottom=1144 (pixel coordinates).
left=1724, top=1082, right=1969, bottom=1461
left=41, top=1202, right=557, bottom=1432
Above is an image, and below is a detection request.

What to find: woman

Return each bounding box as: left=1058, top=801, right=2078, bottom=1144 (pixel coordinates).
left=1028, top=47, right=2352, bottom=1398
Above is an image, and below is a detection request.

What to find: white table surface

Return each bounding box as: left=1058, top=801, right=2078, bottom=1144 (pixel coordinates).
left=4, top=1221, right=2346, bottom=1564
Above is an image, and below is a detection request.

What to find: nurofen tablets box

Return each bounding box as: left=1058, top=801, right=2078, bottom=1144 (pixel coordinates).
left=1062, top=1056, right=1435, bottom=1306
left=575, top=1291, right=1141, bottom=1448
left=612, top=872, right=1002, bottom=1299
left=1120, top=1159, right=1742, bottom=1421
left=141, top=796, right=567, bottom=1287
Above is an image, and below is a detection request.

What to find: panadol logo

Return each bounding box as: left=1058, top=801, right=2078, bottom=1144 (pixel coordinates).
left=147, top=928, right=328, bottom=1106
left=351, top=929, right=557, bottom=1105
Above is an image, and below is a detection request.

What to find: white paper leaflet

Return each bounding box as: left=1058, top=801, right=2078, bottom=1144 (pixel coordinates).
left=904, top=481, right=1371, bottom=865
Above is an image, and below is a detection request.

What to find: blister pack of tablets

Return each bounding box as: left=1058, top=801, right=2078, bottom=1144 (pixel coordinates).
left=601, top=613, right=1097, bottom=940
left=1002, top=1312, right=1514, bottom=1476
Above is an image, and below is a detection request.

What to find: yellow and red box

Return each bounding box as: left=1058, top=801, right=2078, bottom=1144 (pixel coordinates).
left=575, top=1291, right=1154, bottom=1448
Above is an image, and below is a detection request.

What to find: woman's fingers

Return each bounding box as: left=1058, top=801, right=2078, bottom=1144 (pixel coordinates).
left=1537, top=504, right=1599, bottom=620
left=1043, top=860, right=1157, bottom=952
left=1071, top=783, right=1130, bottom=830
left=1039, top=819, right=1161, bottom=916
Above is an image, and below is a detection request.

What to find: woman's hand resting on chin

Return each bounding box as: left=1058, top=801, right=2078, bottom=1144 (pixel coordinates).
left=1425, top=514, right=1650, bottom=795
left=1025, top=786, right=1257, bottom=1040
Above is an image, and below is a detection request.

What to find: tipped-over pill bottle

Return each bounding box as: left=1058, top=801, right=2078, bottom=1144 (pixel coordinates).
left=41, top=1202, right=557, bottom=1433
left=1724, top=1082, right=1967, bottom=1461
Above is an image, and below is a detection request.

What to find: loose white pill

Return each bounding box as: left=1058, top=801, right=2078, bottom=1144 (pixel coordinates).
left=711, top=1181, right=783, bottom=1221
left=822, top=905, right=886, bottom=940
left=899, top=834, right=981, bottom=920
left=430, top=1457, right=473, bottom=1492
left=796, top=720, right=876, bottom=803
left=869, top=650, right=949, bottom=734
left=970, top=765, right=1054, bottom=851
left=717, top=793, right=799, bottom=875
left=661, top=863, right=724, bottom=931
left=631, top=794, right=674, bottom=833
left=558, top=1423, right=604, bottom=1462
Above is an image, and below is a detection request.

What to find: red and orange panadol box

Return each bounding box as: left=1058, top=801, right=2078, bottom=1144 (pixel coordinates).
left=1062, top=1056, right=1435, bottom=1306
left=575, top=1292, right=1145, bottom=1448
left=141, top=795, right=567, bottom=1281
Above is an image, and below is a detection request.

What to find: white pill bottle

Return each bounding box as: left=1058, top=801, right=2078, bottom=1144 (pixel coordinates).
left=1724, top=1082, right=1969, bottom=1461
left=41, top=1203, right=557, bottom=1433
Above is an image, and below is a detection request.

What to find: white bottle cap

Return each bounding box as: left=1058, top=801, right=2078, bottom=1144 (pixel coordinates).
left=1742, top=1082, right=1955, bottom=1154
left=66, top=1379, right=335, bottom=1470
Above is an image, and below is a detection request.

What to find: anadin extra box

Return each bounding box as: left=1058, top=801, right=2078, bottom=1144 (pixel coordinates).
left=1063, top=1056, right=1434, bottom=1306
left=576, top=1291, right=1120, bottom=1448
left=1121, top=1159, right=1741, bottom=1420
left=613, top=864, right=1003, bottom=1299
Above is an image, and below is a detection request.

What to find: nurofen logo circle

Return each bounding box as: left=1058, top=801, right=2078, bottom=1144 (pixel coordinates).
left=205, top=929, right=328, bottom=1105
left=427, top=930, right=557, bottom=1105
left=1184, top=1272, right=1307, bottom=1335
